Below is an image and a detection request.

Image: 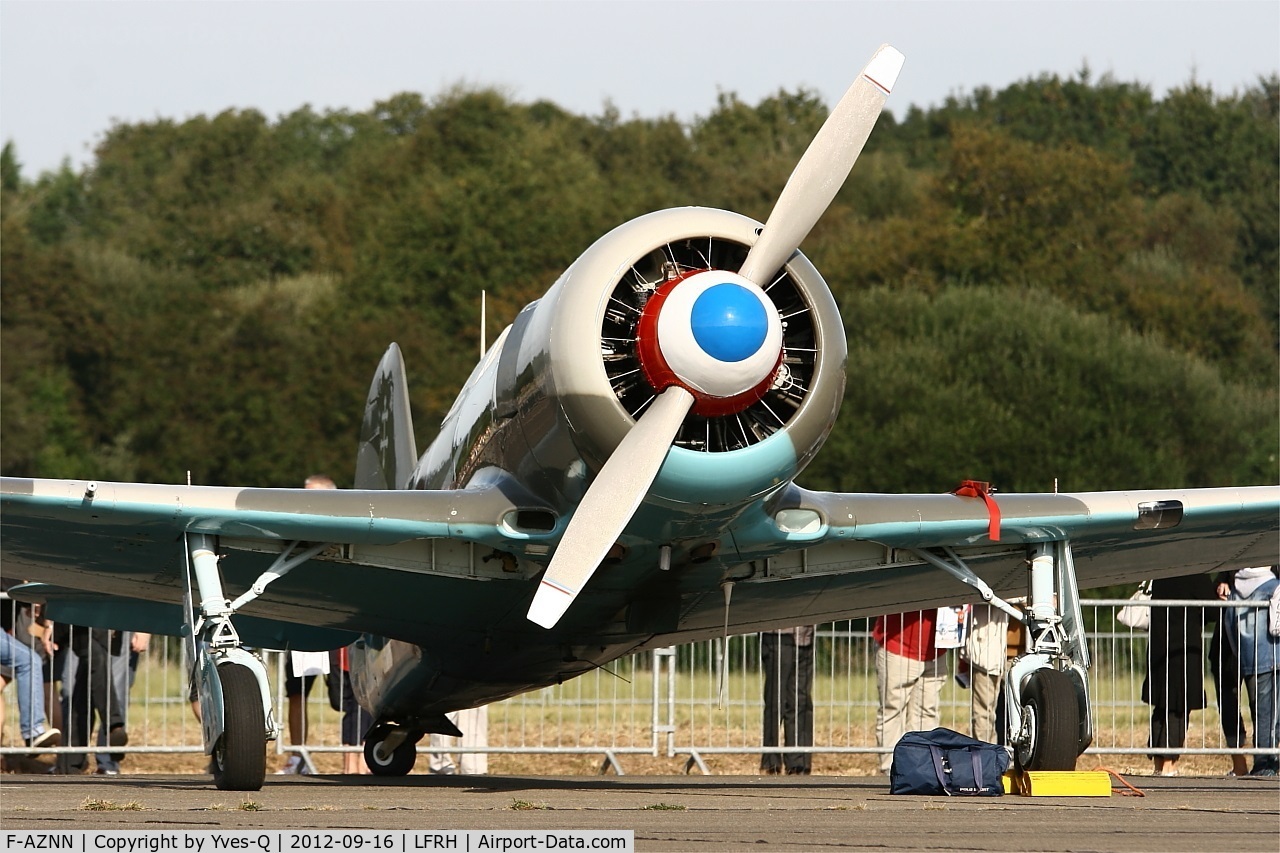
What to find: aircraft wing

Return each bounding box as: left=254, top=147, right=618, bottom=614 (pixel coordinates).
left=4, top=475, right=1277, bottom=708
left=0, top=476, right=555, bottom=647
left=5, top=475, right=1277, bottom=648
left=640, top=484, right=1280, bottom=646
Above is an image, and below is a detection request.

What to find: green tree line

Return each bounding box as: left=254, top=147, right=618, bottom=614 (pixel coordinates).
left=2, top=70, right=1276, bottom=495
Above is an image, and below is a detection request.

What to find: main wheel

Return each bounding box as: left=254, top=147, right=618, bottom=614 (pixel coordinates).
left=364, top=723, right=418, bottom=776
left=212, top=663, right=267, bottom=791
left=1016, top=668, right=1081, bottom=771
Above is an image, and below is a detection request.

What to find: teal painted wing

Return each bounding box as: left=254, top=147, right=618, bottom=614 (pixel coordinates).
left=790, top=485, right=1280, bottom=579
left=7, top=583, right=358, bottom=651
left=0, top=477, right=535, bottom=545
left=0, top=476, right=557, bottom=646
left=653, top=485, right=1280, bottom=644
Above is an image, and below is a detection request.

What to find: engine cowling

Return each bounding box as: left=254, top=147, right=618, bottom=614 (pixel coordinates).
left=545, top=207, right=847, bottom=507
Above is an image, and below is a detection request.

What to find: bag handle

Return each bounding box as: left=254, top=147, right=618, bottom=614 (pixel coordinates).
left=929, top=745, right=988, bottom=795
left=928, top=745, right=953, bottom=795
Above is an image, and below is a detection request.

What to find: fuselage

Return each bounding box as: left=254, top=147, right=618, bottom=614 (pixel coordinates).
left=351, top=207, right=850, bottom=723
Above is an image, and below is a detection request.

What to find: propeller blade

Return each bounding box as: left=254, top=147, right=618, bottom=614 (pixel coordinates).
left=738, top=44, right=904, bottom=286
left=527, top=386, right=695, bottom=629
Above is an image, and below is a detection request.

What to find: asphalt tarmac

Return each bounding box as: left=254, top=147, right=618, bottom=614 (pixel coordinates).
left=1, top=772, right=1277, bottom=852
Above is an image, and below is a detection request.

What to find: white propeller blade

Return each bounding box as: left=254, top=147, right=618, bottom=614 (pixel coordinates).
left=527, top=386, right=696, bottom=629
left=738, top=44, right=904, bottom=286
left=528, top=44, right=904, bottom=630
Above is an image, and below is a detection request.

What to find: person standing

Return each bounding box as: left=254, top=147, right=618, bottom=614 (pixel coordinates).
left=963, top=604, right=1010, bottom=744
left=1209, top=580, right=1250, bottom=777
left=275, top=652, right=325, bottom=774
left=1220, top=565, right=1280, bottom=777
left=328, top=644, right=372, bottom=774
left=873, top=610, right=948, bottom=773
left=56, top=625, right=127, bottom=775
left=760, top=625, right=815, bottom=775
left=89, top=631, right=150, bottom=774
left=1142, top=573, right=1214, bottom=776
left=428, top=706, right=489, bottom=775
left=277, top=474, right=336, bottom=775
left=88, top=630, right=131, bottom=775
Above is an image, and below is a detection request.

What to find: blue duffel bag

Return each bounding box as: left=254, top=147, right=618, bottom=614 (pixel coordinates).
left=889, top=727, right=1009, bottom=796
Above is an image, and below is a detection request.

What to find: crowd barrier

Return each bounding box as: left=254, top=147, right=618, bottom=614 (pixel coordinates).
left=1, top=595, right=1275, bottom=775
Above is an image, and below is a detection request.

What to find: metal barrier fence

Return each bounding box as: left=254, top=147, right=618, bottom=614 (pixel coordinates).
left=2, top=596, right=1275, bottom=775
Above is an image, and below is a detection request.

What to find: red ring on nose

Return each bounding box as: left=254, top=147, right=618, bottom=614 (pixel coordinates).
left=634, top=271, right=781, bottom=418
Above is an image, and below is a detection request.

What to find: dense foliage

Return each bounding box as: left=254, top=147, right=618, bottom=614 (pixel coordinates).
left=2, top=70, right=1276, bottom=496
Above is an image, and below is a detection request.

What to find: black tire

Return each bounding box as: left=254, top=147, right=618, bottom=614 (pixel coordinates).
left=1017, top=669, right=1081, bottom=771
left=364, top=723, right=418, bottom=776
left=212, top=663, right=267, bottom=791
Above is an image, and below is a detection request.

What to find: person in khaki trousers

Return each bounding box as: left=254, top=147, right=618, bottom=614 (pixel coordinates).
left=874, top=610, right=948, bottom=773
left=963, top=604, right=1010, bottom=744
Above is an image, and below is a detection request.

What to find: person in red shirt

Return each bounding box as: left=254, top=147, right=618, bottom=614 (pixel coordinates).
left=873, top=610, right=949, bottom=773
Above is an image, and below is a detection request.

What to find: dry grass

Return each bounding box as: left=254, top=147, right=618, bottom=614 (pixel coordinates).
left=509, top=799, right=552, bottom=810
left=80, top=798, right=143, bottom=811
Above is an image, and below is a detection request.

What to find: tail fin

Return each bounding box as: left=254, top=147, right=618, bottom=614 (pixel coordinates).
left=355, top=343, right=418, bottom=490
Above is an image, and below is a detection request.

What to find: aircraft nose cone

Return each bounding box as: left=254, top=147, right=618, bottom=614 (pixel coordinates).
left=647, top=269, right=783, bottom=401
left=690, top=283, right=769, bottom=363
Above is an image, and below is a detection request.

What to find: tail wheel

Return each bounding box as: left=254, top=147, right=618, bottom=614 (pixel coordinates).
left=364, top=723, right=418, bottom=776
left=1017, top=669, right=1081, bottom=771
left=212, top=663, right=267, bottom=791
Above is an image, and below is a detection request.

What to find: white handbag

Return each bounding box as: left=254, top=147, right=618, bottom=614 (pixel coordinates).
left=1117, top=580, right=1152, bottom=630
left=290, top=650, right=331, bottom=677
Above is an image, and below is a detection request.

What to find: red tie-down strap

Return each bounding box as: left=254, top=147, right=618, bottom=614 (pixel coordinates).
left=953, top=479, right=1000, bottom=541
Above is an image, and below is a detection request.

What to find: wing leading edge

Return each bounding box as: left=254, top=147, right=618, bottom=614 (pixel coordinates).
left=1, top=477, right=552, bottom=546
left=0, top=476, right=559, bottom=639
left=818, top=486, right=1271, bottom=558
left=644, top=484, right=1280, bottom=647
left=753, top=484, right=1280, bottom=588
left=781, top=485, right=1276, bottom=548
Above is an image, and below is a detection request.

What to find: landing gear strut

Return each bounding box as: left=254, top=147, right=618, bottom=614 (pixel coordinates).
left=914, top=540, right=1092, bottom=772
left=1003, top=541, right=1093, bottom=771
left=185, top=533, right=278, bottom=791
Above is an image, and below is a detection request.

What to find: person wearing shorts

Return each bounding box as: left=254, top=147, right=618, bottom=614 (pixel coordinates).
left=276, top=474, right=334, bottom=775
left=276, top=658, right=317, bottom=774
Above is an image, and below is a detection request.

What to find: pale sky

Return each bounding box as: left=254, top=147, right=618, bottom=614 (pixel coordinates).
left=1, top=1, right=1277, bottom=178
